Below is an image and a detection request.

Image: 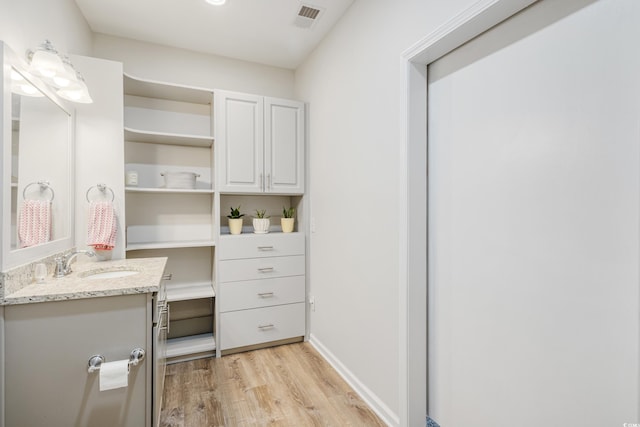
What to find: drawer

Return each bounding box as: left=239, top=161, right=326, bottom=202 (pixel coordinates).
left=219, top=233, right=305, bottom=260
left=219, top=303, right=305, bottom=350
left=219, top=276, right=305, bottom=312
left=219, top=255, right=305, bottom=282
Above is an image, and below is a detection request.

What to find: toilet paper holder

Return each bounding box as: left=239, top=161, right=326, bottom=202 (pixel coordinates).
left=87, top=348, right=146, bottom=373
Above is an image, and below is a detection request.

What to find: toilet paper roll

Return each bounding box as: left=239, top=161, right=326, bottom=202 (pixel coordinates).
left=99, top=360, right=129, bottom=391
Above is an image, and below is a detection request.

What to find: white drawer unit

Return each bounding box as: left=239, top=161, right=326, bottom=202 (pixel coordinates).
left=219, top=232, right=304, bottom=260
left=219, top=276, right=305, bottom=312
left=217, top=232, right=306, bottom=353
left=218, top=255, right=305, bottom=283
left=219, top=303, right=305, bottom=350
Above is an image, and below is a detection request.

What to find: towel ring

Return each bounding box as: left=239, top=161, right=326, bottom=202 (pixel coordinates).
left=22, top=181, right=55, bottom=201
left=86, top=184, right=115, bottom=203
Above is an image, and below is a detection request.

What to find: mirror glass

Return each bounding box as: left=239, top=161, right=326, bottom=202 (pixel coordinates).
left=6, top=65, right=72, bottom=263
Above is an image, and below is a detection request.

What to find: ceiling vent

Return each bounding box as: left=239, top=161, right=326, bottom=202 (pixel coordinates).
left=294, top=4, right=324, bottom=29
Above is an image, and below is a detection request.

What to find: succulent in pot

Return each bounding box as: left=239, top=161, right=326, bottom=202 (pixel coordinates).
left=281, top=206, right=295, bottom=233
left=227, top=206, right=244, bottom=235
left=252, top=209, right=271, bottom=234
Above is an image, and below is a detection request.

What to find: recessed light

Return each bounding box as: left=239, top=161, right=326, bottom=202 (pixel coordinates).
left=205, top=0, right=226, bottom=5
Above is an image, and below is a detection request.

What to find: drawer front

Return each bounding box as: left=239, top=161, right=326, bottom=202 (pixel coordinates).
left=219, top=276, right=305, bottom=312
left=219, top=255, right=305, bottom=282
left=219, top=303, right=305, bottom=350
left=219, top=233, right=305, bottom=260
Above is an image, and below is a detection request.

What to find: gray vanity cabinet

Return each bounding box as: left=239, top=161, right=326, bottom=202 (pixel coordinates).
left=4, top=294, right=153, bottom=427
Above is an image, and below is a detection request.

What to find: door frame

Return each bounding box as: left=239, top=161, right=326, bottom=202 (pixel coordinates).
left=398, top=1, right=538, bottom=425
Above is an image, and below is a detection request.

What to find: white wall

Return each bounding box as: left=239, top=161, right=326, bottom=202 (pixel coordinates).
left=294, top=0, right=476, bottom=423
left=427, top=0, right=640, bottom=425
left=73, top=55, right=126, bottom=260
left=0, top=0, right=92, bottom=57
left=93, top=34, right=295, bottom=98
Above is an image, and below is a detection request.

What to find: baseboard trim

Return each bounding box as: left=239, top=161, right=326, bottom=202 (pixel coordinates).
left=309, top=334, right=399, bottom=427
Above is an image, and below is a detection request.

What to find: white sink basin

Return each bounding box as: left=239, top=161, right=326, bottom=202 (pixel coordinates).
left=84, top=270, right=140, bottom=280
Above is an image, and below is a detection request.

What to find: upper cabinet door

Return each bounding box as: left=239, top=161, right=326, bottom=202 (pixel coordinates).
left=217, top=91, right=264, bottom=193
left=264, top=98, right=305, bottom=194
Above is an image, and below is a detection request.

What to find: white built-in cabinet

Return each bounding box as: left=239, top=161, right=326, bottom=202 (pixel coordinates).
left=123, top=77, right=306, bottom=361
left=218, top=233, right=306, bottom=351
left=123, top=74, right=217, bottom=363
left=216, top=91, right=305, bottom=194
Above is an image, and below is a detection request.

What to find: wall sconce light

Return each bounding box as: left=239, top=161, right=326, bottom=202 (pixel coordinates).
left=27, top=40, right=65, bottom=79
left=10, top=69, right=44, bottom=98
left=57, top=72, right=93, bottom=104
left=26, top=40, right=93, bottom=104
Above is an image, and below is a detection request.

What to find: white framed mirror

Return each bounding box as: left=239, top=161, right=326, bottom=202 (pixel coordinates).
left=1, top=41, right=74, bottom=271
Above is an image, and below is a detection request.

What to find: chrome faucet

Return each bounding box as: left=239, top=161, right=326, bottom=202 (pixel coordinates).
left=55, top=250, right=96, bottom=278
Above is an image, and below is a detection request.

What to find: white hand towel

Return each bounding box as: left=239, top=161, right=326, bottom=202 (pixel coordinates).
left=18, top=200, right=51, bottom=248
left=87, top=201, right=117, bottom=250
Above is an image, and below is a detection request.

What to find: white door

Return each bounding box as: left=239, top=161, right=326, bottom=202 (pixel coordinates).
left=427, top=0, right=640, bottom=425
left=264, top=98, right=305, bottom=194
left=217, top=91, right=264, bottom=193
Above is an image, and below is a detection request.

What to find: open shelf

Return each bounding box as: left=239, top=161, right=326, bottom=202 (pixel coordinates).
left=166, top=282, right=215, bottom=302
left=126, top=224, right=214, bottom=251
left=126, top=240, right=215, bottom=251
left=166, top=333, right=216, bottom=359
left=124, top=73, right=213, bottom=104
left=125, top=127, right=213, bottom=147
left=125, top=186, right=214, bottom=194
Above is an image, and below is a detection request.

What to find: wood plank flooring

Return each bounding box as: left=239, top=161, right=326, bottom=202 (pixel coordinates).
left=160, top=342, right=386, bottom=427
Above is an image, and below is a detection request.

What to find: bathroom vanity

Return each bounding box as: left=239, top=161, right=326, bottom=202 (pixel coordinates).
left=0, top=257, right=167, bottom=427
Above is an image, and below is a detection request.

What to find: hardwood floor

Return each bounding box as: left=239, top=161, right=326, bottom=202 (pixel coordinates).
left=160, top=342, right=386, bottom=427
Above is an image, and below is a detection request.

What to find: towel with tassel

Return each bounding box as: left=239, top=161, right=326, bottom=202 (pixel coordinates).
left=87, top=201, right=117, bottom=250
left=18, top=199, right=52, bottom=248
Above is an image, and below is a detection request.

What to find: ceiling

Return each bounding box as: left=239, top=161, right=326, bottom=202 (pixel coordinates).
left=73, top=0, right=354, bottom=69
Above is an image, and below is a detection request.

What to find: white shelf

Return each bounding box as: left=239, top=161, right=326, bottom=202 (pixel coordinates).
left=126, top=224, right=214, bottom=251
left=125, top=127, right=213, bottom=147
left=166, top=333, right=216, bottom=359
left=126, top=240, right=215, bottom=251
left=126, top=187, right=214, bottom=194
left=166, top=282, right=215, bottom=302
left=124, top=73, right=213, bottom=104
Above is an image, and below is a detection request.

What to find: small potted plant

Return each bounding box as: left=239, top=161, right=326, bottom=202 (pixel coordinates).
left=253, top=209, right=270, bottom=234
left=227, top=206, right=244, bottom=235
left=281, top=206, right=295, bottom=233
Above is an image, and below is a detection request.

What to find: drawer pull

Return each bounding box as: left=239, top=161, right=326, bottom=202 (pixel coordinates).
left=257, top=246, right=274, bottom=251
left=162, top=273, right=173, bottom=281
left=257, top=292, right=274, bottom=298
left=258, top=324, right=274, bottom=330
left=258, top=267, right=274, bottom=273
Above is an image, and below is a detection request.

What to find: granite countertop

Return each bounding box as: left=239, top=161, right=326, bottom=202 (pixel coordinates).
left=2, top=257, right=167, bottom=306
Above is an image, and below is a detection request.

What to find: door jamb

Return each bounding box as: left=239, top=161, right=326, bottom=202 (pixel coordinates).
left=398, top=1, right=538, bottom=425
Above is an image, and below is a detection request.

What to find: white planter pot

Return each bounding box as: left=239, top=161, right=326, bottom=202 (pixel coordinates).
left=281, top=217, right=295, bottom=233
left=253, top=218, right=270, bottom=234
left=228, top=218, right=243, bottom=235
